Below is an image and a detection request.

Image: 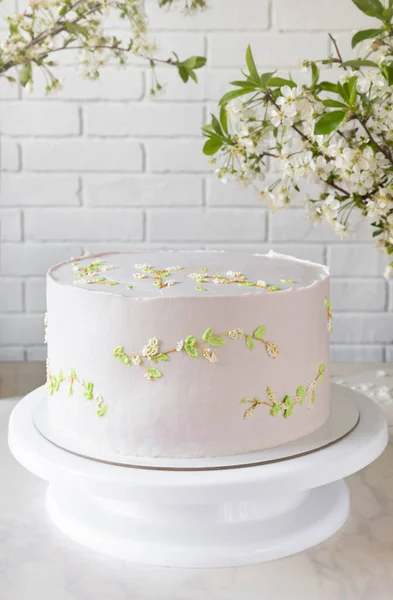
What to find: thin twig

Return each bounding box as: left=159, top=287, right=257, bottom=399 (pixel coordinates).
left=329, top=33, right=344, bottom=64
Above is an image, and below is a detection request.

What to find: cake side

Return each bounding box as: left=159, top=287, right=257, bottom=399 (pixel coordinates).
left=45, top=251, right=331, bottom=458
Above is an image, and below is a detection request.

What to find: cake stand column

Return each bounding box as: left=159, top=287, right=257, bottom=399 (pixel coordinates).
left=46, top=481, right=349, bottom=567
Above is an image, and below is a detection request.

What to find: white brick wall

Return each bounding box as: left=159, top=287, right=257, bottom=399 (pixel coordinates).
left=1, top=0, right=392, bottom=361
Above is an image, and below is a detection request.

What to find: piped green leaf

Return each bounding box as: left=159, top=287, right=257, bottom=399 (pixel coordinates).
left=185, top=335, right=199, bottom=358
left=296, top=386, right=306, bottom=405
left=97, top=404, right=107, bottom=417
left=146, top=368, right=163, bottom=379
left=207, top=335, right=225, bottom=348
left=203, top=328, right=213, bottom=341
left=84, top=381, right=94, bottom=400
left=157, top=353, right=170, bottom=362
left=246, top=336, right=254, bottom=350
left=270, top=402, right=281, bottom=416
left=253, top=326, right=266, bottom=340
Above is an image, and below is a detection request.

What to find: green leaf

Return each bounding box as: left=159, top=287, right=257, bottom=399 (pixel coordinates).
left=351, top=0, right=385, bottom=19
left=229, top=79, right=256, bottom=88
left=146, top=368, right=163, bottom=379
left=63, top=22, right=89, bottom=37
left=314, top=110, right=346, bottom=135
left=318, top=81, right=338, bottom=93
left=340, top=59, right=378, bottom=69
left=324, top=298, right=331, bottom=308
left=319, top=363, right=325, bottom=375
left=246, top=336, right=254, bottom=350
left=284, top=405, right=294, bottom=418
left=188, top=70, right=198, bottom=83
left=219, top=87, right=255, bottom=106
left=381, top=61, right=393, bottom=85
left=260, top=71, right=275, bottom=88
left=19, top=63, right=32, bottom=88
left=253, top=326, right=266, bottom=340
left=351, top=28, right=383, bottom=48
left=195, top=285, right=207, bottom=292
left=322, top=99, right=348, bottom=109
left=311, top=62, right=319, bottom=87
left=270, top=402, right=281, bottom=416
left=185, top=335, right=199, bottom=358
left=267, top=77, right=297, bottom=88
left=245, top=44, right=259, bottom=82
left=210, top=113, right=223, bottom=137
left=203, top=328, right=213, bottom=341
left=202, top=123, right=216, bottom=136
left=207, top=335, right=225, bottom=347
left=97, top=404, right=107, bottom=417
left=348, top=75, right=358, bottom=105
left=203, top=136, right=223, bottom=156
left=178, top=66, right=189, bottom=83
left=220, top=105, right=228, bottom=135
left=9, top=22, right=19, bottom=35
left=384, top=6, right=393, bottom=21
left=182, top=55, right=206, bottom=69
left=157, top=353, right=170, bottom=362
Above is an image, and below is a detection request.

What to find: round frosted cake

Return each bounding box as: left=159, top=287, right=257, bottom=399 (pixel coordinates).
left=45, top=250, right=331, bottom=459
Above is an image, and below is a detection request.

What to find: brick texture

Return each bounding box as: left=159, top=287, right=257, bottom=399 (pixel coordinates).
left=0, top=0, right=390, bottom=361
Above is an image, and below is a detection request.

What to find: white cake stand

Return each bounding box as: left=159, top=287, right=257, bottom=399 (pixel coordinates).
left=8, top=384, right=388, bottom=568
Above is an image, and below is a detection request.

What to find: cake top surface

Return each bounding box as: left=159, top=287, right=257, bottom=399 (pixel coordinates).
left=48, top=250, right=329, bottom=298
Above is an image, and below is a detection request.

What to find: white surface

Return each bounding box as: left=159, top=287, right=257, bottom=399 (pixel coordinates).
left=0, top=0, right=391, bottom=362
left=33, top=384, right=359, bottom=469
left=2, top=364, right=393, bottom=598
left=7, top=384, right=387, bottom=567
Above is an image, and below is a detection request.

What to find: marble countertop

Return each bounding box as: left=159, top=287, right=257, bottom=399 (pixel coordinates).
left=1, top=364, right=393, bottom=600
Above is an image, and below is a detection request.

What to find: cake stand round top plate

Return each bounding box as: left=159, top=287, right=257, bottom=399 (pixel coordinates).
left=33, top=383, right=359, bottom=470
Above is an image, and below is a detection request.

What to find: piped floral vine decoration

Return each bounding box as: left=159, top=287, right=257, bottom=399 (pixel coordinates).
left=241, top=363, right=325, bottom=419
left=46, top=361, right=107, bottom=417
left=324, top=297, right=333, bottom=333
left=113, top=325, right=280, bottom=381
left=133, top=263, right=183, bottom=289
left=72, top=259, right=119, bottom=286
left=188, top=269, right=281, bottom=292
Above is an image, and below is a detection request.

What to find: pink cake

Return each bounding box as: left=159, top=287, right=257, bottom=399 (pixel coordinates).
left=45, top=250, right=331, bottom=458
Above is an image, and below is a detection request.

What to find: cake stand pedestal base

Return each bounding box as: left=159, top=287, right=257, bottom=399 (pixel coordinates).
left=46, top=480, right=349, bottom=567
left=8, top=386, right=388, bottom=568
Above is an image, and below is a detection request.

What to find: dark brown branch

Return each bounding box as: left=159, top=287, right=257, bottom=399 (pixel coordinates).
left=328, top=33, right=344, bottom=64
